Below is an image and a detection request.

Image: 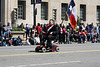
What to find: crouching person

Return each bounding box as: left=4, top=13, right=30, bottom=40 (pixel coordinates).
left=92, top=37, right=97, bottom=43
left=29, top=35, right=36, bottom=45
left=26, top=37, right=31, bottom=46
left=34, top=34, right=40, bottom=45
left=17, top=36, right=24, bottom=46
left=8, top=37, right=13, bottom=46
left=12, top=38, right=18, bottom=46
left=2, top=36, right=9, bottom=46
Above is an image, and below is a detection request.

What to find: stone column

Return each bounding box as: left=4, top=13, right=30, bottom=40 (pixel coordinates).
left=4, top=0, right=18, bottom=25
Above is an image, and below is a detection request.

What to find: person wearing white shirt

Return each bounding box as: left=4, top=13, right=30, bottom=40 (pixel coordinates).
left=7, top=22, right=12, bottom=38
left=35, top=34, right=40, bottom=45
left=26, top=37, right=31, bottom=46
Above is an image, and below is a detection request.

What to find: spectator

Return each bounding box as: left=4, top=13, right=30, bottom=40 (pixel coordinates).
left=20, top=23, right=24, bottom=28
left=59, top=24, right=63, bottom=44
left=67, top=23, right=72, bottom=29
left=36, top=23, right=42, bottom=35
left=26, top=37, right=31, bottom=46
left=8, top=37, right=13, bottom=46
left=17, top=24, right=20, bottom=28
left=43, top=24, right=47, bottom=33
left=73, top=30, right=78, bottom=42
left=95, top=24, right=99, bottom=36
left=86, top=24, right=90, bottom=41
left=94, top=30, right=97, bottom=38
left=70, top=28, right=74, bottom=44
left=66, top=29, right=70, bottom=44
left=90, top=27, right=94, bottom=41
left=62, top=25, right=66, bottom=44
left=26, top=24, right=30, bottom=40
left=77, top=30, right=85, bottom=43
left=85, top=23, right=90, bottom=33
left=29, top=34, right=36, bottom=45
left=3, top=25, right=7, bottom=36
left=54, top=24, right=59, bottom=43
left=17, top=36, right=23, bottom=46
left=90, top=23, right=94, bottom=29
left=82, top=23, right=85, bottom=30
left=79, top=23, right=82, bottom=31
left=31, top=25, right=36, bottom=37
left=34, top=34, right=40, bottom=45
left=12, top=38, right=17, bottom=46
left=36, top=23, right=42, bottom=45
left=92, top=37, right=97, bottom=43
left=2, top=36, right=9, bottom=46
left=82, top=30, right=87, bottom=43
left=7, top=22, right=12, bottom=38
left=41, top=24, right=43, bottom=32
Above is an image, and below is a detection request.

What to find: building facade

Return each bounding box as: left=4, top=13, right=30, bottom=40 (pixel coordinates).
left=0, top=0, right=100, bottom=27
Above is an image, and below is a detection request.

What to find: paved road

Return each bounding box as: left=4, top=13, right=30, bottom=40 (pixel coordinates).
left=0, top=43, right=100, bottom=67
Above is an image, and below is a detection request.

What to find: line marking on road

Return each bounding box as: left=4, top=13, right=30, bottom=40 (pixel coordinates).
left=29, top=61, right=81, bottom=66
left=9, top=61, right=81, bottom=67
left=0, top=49, right=100, bottom=57
left=14, top=49, right=34, bottom=50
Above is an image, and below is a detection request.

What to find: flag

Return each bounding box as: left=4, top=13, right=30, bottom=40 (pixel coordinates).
left=67, top=0, right=77, bottom=29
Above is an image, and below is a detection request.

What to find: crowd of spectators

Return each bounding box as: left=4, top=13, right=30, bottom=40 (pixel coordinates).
left=24, top=22, right=100, bottom=46
left=0, top=21, right=100, bottom=47
left=0, top=22, right=24, bottom=46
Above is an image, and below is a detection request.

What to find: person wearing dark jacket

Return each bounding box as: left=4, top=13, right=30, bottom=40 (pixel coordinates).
left=59, top=24, right=63, bottom=44
left=46, top=19, right=57, bottom=49
left=26, top=24, right=30, bottom=40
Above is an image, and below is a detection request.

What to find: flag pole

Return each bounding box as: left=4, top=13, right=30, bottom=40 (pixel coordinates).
left=61, top=12, right=69, bottom=25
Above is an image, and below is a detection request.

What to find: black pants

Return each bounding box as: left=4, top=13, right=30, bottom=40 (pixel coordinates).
left=39, top=35, right=42, bottom=45
left=70, top=35, right=74, bottom=42
left=59, top=34, right=63, bottom=43
left=47, top=35, right=55, bottom=49
left=63, top=33, right=66, bottom=43
left=26, top=31, right=30, bottom=40
left=40, top=34, right=46, bottom=46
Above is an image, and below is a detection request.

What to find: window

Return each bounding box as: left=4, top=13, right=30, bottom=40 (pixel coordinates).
left=18, top=1, right=26, bottom=20
left=80, top=5, right=86, bottom=21
left=53, top=9, right=57, bottom=20
left=61, top=3, right=68, bottom=21
left=18, top=5, right=23, bottom=19
left=41, top=2, right=48, bottom=20
left=97, top=6, right=100, bottom=21
left=0, top=0, right=1, bottom=22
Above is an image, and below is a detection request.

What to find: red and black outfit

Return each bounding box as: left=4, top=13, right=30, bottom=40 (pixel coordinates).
left=44, top=24, right=57, bottom=48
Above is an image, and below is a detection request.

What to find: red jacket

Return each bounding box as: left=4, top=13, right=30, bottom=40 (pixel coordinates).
left=36, top=26, right=42, bottom=34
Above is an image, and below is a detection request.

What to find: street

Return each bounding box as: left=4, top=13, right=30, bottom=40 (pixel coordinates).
left=0, top=43, right=100, bottom=67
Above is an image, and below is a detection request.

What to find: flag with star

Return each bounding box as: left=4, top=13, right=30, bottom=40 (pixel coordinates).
left=67, top=0, right=77, bottom=29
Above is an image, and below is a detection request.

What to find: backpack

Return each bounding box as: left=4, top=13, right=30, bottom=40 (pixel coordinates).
left=27, top=26, right=30, bottom=31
